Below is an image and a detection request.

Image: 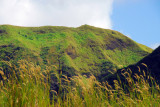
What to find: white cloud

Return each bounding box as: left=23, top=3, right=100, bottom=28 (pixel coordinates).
left=150, top=43, right=160, bottom=49
left=0, top=0, right=114, bottom=29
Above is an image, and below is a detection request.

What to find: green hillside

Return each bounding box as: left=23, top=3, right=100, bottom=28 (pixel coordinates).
left=0, top=24, right=152, bottom=77
left=104, top=46, right=160, bottom=86
left=1, top=25, right=159, bottom=107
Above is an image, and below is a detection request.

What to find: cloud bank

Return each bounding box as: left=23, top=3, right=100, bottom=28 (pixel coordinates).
left=0, top=0, right=114, bottom=28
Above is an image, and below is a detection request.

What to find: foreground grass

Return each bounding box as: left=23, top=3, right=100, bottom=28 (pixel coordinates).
left=0, top=60, right=160, bottom=107
left=0, top=60, right=51, bottom=107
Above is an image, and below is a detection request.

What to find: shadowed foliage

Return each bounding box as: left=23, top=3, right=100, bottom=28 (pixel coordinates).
left=104, top=46, right=160, bottom=89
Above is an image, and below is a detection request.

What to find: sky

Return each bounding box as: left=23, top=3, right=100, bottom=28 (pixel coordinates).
left=112, top=0, right=160, bottom=49
left=0, top=0, right=159, bottom=49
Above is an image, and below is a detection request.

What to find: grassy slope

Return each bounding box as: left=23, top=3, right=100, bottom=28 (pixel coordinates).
left=104, top=46, right=160, bottom=86
left=0, top=24, right=152, bottom=76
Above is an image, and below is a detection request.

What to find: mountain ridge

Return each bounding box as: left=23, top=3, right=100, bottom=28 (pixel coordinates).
left=0, top=24, right=152, bottom=78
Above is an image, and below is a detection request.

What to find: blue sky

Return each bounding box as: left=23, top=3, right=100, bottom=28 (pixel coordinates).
left=0, top=0, right=159, bottom=49
left=112, top=0, right=160, bottom=49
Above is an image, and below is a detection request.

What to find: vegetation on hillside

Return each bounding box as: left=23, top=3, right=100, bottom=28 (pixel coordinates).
left=0, top=25, right=152, bottom=79
left=104, top=46, right=160, bottom=85
left=0, top=25, right=157, bottom=107
left=0, top=60, right=160, bottom=107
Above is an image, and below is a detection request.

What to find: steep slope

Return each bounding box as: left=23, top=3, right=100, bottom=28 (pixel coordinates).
left=105, top=46, right=160, bottom=86
left=137, top=46, right=160, bottom=83
left=0, top=25, right=152, bottom=77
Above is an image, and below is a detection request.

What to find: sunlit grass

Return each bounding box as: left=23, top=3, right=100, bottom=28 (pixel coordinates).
left=0, top=60, right=51, bottom=107
left=0, top=25, right=152, bottom=76
left=0, top=60, right=160, bottom=107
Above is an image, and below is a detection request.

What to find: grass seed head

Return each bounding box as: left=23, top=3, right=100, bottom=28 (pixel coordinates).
left=137, top=66, right=141, bottom=73
left=141, top=63, right=148, bottom=68
left=0, top=70, right=4, bottom=76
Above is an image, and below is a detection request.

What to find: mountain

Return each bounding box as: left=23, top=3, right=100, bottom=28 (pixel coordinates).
left=136, top=46, right=160, bottom=84
left=105, top=46, right=160, bottom=86
left=0, top=25, right=152, bottom=78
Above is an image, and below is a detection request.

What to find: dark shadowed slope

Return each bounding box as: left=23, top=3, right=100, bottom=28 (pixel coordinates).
left=105, top=46, right=160, bottom=85
left=137, top=46, right=160, bottom=83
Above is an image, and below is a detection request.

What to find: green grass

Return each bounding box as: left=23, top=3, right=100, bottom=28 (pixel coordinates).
left=0, top=25, right=157, bottom=107
left=0, top=60, right=160, bottom=107
left=0, top=24, right=152, bottom=77
left=0, top=60, right=51, bottom=107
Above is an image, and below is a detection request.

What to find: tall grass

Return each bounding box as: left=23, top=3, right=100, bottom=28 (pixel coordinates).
left=0, top=60, right=160, bottom=107
left=0, top=60, right=51, bottom=107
